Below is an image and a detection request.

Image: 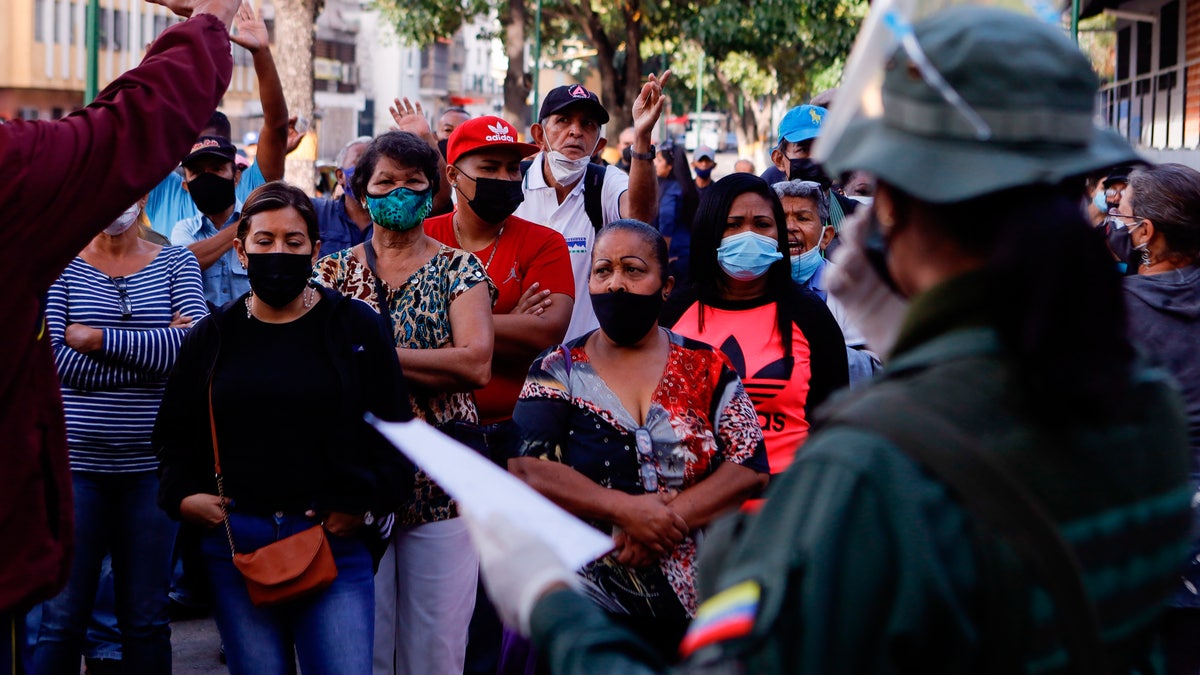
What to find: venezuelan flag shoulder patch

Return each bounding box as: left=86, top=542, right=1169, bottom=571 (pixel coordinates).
left=679, top=579, right=761, bottom=658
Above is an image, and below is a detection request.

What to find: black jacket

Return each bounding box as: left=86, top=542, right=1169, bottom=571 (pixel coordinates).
left=154, top=285, right=415, bottom=520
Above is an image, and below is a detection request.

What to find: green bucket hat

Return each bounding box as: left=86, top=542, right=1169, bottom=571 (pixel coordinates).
left=824, top=6, right=1142, bottom=204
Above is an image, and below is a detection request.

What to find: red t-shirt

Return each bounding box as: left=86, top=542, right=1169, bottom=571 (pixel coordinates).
left=425, top=211, right=575, bottom=422
left=671, top=301, right=813, bottom=475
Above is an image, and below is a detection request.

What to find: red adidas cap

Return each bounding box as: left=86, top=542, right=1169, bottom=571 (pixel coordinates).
left=446, top=116, right=539, bottom=165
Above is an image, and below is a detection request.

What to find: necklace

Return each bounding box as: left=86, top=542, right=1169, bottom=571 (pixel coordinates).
left=453, top=216, right=504, bottom=272
left=245, top=286, right=314, bottom=319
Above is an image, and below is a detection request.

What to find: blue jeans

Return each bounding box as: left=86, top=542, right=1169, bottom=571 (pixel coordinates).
left=201, top=511, right=374, bottom=675
left=31, top=471, right=176, bottom=675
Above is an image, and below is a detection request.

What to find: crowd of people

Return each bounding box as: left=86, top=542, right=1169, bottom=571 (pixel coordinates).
left=5, top=2, right=1200, bottom=675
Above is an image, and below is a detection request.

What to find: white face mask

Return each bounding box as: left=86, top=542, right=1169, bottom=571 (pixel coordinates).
left=847, top=195, right=874, bottom=206
left=824, top=209, right=908, bottom=357
left=104, top=204, right=141, bottom=236
left=544, top=139, right=596, bottom=186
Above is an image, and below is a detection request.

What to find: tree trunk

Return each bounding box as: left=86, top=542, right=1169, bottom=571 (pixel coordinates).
left=714, top=63, right=753, bottom=153
left=502, top=0, right=531, bottom=131
left=565, top=2, right=634, bottom=134
left=275, top=0, right=316, bottom=195
left=617, top=0, right=642, bottom=134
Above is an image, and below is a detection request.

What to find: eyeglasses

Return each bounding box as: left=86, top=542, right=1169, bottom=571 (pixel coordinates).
left=634, top=427, right=659, bottom=493
left=1107, top=210, right=1147, bottom=228
left=110, top=276, right=132, bottom=319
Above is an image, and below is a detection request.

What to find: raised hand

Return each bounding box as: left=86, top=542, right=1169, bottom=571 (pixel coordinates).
left=146, top=0, right=238, bottom=28
left=229, top=1, right=268, bottom=53
left=389, top=98, right=433, bottom=139
left=631, top=70, right=672, bottom=140
left=284, top=116, right=306, bottom=154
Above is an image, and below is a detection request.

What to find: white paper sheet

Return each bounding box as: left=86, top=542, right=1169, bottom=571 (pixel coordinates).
left=368, top=416, right=613, bottom=571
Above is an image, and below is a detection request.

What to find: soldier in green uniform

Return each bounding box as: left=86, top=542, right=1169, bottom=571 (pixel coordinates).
left=466, top=6, right=1195, bottom=673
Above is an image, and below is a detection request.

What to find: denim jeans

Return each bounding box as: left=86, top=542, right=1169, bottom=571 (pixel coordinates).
left=31, top=471, right=176, bottom=675
left=201, top=511, right=374, bottom=675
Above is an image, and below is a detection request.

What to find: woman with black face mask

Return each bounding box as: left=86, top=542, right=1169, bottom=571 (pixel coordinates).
left=155, top=181, right=416, bottom=675
left=509, top=219, right=770, bottom=662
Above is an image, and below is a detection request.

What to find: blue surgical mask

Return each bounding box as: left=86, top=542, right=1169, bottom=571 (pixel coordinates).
left=1092, top=190, right=1109, bottom=214
left=342, top=166, right=357, bottom=202
left=790, top=246, right=823, bottom=284
left=365, top=186, right=433, bottom=232
left=717, top=231, right=783, bottom=281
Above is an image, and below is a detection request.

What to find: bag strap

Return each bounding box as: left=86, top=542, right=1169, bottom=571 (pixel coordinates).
left=360, top=241, right=395, bottom=338
left=209, top=380, right=238, bottom=557
left=583, top=163, right=606, bottom=234
left=824, top=393, right=1104, bottom=674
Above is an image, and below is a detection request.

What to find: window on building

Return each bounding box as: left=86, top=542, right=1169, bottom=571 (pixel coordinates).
left=1158, top=0, right=1179, bottom=89
left=35, top=0, right=46, bottom=43
left=114, top=10, right=126, bottom=50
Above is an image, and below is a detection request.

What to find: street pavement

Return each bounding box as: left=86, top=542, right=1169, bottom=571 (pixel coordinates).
left=170, top=617, right=224, bottom=674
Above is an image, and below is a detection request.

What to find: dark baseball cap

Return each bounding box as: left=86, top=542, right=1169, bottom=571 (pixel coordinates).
left=183, top=135, right=237, bottom=167
left=538, top=84, right=610, bottom=125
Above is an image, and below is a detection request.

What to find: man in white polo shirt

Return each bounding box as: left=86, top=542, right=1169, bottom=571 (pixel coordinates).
left=515, top=76, right=668, bottom=340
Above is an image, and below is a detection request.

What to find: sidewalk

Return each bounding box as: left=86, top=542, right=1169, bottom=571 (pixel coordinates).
left=170, top=617, right=224, bottom=674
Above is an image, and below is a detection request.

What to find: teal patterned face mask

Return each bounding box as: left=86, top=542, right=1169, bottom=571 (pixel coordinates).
left=365, top=186, right=433, bottom=232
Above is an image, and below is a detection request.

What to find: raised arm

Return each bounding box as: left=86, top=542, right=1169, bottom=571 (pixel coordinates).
left=3, top=6, right=235, bottom=292
left=619, top=71, right=670, bottom=225
left=389, top=98, right=452, bottom=216
left=231, top=2, right=287, bottom=181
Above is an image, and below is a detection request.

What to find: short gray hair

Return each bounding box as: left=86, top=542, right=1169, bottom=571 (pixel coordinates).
left=1128, top=163, right=1200, bottom=261
left=336, top=136, right=374, bottom=168
left=772, top=180, right=829, bottom=225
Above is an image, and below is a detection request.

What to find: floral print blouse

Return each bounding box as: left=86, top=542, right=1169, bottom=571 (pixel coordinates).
left=514, top=330, right=768, bottom=618
left=315, top=243, right=496, bottom=526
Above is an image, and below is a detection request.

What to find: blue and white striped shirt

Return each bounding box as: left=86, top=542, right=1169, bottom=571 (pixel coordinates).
left=47, top=245, right=208, bottom=473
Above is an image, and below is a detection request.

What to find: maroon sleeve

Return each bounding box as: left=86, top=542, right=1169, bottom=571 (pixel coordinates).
left=0, top=13, right=233, bottom=293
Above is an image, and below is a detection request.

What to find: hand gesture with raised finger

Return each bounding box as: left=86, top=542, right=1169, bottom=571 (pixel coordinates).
left=631, top=70, right=671, bottom=140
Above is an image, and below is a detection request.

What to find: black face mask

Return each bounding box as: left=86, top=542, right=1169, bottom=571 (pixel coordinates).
left=1104, top=221, right=1142, bottom=276
left=591, top=290, right=664, bottom=346
left=187, top=172, right=237, bottom=216
left=788, top=157, right=832, bottom=190
left=463, top=176, right=525, bottom=225
left=437, top=138, right=450, bottom=161
left=245, top=253, right=314, bottom=307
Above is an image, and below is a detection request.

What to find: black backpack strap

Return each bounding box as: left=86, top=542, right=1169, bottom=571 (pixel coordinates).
left=583, top=162, right=606, bottom=233
left=523, top=156, right=606, bottom=233
left=824, top=393, right=1104, bottom=674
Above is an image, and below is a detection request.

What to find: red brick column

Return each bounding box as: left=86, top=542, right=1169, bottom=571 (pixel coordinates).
left=1185, top=0, right=1200, bottom=146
